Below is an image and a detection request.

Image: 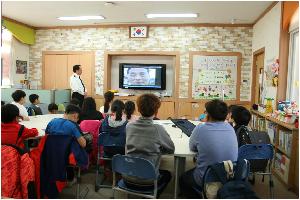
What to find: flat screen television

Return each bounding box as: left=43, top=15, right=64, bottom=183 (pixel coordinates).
left=119, top=63, right=166, bottom=90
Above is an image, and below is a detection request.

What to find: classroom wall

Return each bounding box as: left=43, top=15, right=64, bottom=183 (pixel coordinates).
left=11, top=37, right=30, bottom=85
left=252, top=2, right=281, bottom=103
left=29, top=26, right=253, bottom=100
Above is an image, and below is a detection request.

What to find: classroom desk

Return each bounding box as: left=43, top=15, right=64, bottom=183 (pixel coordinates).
left=21, top=116, right=199, bottom=198
left=20, top=114, right=63, bottom=135
left=154, top=120, right=200, bottom=198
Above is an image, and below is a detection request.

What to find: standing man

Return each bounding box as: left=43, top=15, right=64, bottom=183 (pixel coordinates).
left=70, top=65, right=86, bottom=108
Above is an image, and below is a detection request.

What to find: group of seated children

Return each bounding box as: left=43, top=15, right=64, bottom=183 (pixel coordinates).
left=1, top=88, right=253, bottom=197
left=180, top=100, right=252, bottom=198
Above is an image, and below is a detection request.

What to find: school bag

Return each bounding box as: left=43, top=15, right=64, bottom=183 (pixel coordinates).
left=1, top=144, right=37, bottom=198
left=26, top=106, right=35, bottom=116
left=236, top=125, right=270, bottom=172
left=203, top=160, right=258, bottom=199
left=1, top=125, right=37, bottom=198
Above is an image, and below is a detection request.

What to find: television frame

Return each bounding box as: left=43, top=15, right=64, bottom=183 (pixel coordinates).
left=119, top=63, right=166, bottom=90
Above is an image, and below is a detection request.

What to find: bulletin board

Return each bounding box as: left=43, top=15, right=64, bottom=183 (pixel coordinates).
left=190, top=52, right=242, bottom=101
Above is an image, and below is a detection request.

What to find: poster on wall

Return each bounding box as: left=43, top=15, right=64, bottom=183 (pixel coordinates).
left=192, top=55, right=238, bottom=100
left=16, top=60, right=27, bottom=74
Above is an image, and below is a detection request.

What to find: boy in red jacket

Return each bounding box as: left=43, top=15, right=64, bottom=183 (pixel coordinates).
left=1, top=104, right=38, bottom=148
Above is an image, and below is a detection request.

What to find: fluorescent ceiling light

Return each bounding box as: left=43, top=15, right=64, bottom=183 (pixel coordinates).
left=57, top=16, right=105, bottom=21
left=146, top=13, right=198, bottom=18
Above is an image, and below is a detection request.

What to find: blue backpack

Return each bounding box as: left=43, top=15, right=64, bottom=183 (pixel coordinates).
left=26, top=107, right=35, bottom=116
left=203, top=160, right=258, bottom=199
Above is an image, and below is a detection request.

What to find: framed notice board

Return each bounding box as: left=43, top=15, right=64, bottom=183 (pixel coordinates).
left=189, top=52, right=242, bottom=101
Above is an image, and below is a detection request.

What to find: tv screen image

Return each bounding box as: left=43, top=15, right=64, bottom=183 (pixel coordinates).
left=119, top=63, right=166, bottom=90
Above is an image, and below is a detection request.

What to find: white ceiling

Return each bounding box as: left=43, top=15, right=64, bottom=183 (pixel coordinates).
left=2, top=1, right=273, bottom=28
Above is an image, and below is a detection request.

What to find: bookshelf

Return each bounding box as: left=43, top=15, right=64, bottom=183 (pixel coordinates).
left=251, top=110, right=299, bottom=194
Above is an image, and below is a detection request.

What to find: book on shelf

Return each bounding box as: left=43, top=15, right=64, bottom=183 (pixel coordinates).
left=278, top=129, right=292, bottom=156
left=251, top=114, right=267, bottom=131
left=274, top=152, right=290, bottom=182
left=267, top=121, right=277, bottom=145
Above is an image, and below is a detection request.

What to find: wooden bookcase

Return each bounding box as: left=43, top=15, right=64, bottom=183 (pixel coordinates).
left=251, top=110, right=299, bottom=194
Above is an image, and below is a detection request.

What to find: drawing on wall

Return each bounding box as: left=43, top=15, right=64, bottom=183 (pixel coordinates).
left=16, top=60, right=27, bottom=74
left=192, top=55, right=238, bottom=100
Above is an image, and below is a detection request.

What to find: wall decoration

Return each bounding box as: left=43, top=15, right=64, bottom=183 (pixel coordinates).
left=191, top=53, right=241, bottom=100
left=16, top=60, right=27, bottom=74
left=129, top=26, right=148, bottom=38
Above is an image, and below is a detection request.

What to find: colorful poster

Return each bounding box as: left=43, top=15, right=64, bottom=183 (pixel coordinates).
left=192, top=55, right=238, bottom=100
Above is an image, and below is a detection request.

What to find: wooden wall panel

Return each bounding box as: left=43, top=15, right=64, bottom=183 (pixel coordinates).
left=44, top=55, right=56, bottom=89
left=80, top=53, right=93, bottom=96
left=67, top=55, right=80, bottom=79
left=54, top=55, right=68, bottom=89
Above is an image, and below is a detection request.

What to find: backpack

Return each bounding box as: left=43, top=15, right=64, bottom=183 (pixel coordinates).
left=236, top=125, right=270, bottom=172
left=26, top=107, right=35, bottom=116
left=203, top=160, right=258, bottom=199
left=1, top=144, right=37, bottom=198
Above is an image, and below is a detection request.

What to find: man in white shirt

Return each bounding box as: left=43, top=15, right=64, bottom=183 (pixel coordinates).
left=70, top=65, right=87, bottom=108
left=11, top=90, right=30, bottom=121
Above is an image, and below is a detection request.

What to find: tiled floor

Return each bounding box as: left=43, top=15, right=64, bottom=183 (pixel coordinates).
left=59, top=156, right=298, bottom=199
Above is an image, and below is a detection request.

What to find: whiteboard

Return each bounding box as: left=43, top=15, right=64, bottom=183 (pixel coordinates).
left=192, top=55, right=238, bottom=100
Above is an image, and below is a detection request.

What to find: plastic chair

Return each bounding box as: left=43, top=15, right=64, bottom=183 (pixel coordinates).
left=202, top=159, right=250, bottom=199
left=112, top=154, right=165, bottom=199
left=238, top=144, right=274, bottom=198
left=95, top=131, right=125, bottom=192
left=80, top=120, right=102, bottom=165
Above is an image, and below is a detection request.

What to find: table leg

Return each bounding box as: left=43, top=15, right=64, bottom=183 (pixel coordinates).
left=174, top=156, right=186, bottom=199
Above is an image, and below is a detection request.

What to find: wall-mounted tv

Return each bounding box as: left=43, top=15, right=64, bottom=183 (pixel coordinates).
left=119, top=63, right=166, bottom=90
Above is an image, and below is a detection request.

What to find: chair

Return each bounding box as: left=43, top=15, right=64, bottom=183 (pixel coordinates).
left=112, top=154, right=166, bottom=199
left=95, top=131, right=125, bottom=192
left=202, top=159, right=250, bottom=199
left=40, top=135, right=89, bottom=198
left=80, top=120, right=102, bottom=165
left=238, top=144, right=274, bottom=198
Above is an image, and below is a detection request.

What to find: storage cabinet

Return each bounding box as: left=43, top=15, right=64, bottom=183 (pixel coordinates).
left=177, top=102, right=205, bottom=120
left=43, top=52, right=94, bottom=96
left=251, top=110, right=299, bottom=194
left=157, top=101, right=175, bottom=120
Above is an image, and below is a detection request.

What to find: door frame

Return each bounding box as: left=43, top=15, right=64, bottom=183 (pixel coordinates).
left=251, top=47, right=265, bottom=105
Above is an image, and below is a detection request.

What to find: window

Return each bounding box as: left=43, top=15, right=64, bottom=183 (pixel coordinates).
left=287, top=29, right=299, bottom=104
left=1, top=28, right=12, bottom=87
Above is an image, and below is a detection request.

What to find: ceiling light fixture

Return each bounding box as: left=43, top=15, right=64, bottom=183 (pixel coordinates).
left=104, top=2, right=115, bottom=6
left=146, top=13, right=198, bottom=18
left=57, top=16, right=105, bottom=21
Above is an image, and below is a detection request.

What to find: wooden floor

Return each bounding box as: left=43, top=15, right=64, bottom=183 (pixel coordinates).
left=59, top=156, right=299, bottom=199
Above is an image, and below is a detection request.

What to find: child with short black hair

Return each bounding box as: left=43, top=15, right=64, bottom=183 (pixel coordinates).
left=29, top=94, right=43, bottom=115
left=48, top=103, right=58, bottom=114
left=11, top=90, right=29, bottom=121
left=1, top=104, right=38, bottom=148
left=231, top=106, right=252, bottom=147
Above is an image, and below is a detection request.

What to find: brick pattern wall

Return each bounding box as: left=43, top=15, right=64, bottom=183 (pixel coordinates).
left=29, top=26, right=253, bottom=100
